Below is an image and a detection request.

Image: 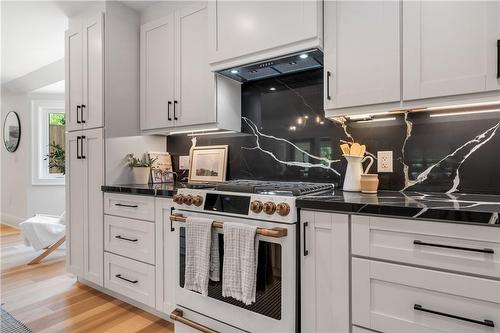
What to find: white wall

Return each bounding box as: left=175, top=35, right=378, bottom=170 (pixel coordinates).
left=1, top=89, right=66, bottom=227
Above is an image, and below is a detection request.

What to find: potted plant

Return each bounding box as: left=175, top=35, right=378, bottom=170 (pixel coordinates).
left=45, top=142, right=65, bottom=174
left=127, top=153, right=157, bottom=184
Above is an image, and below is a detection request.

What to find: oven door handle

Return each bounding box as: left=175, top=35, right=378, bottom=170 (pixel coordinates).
left=170, top=309, right=219, bottom=333
left=170, top=214, right=288, bottom=238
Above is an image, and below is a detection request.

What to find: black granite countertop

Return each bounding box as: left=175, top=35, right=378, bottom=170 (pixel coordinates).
left=101, top=182, right=189, bottom=197
left=297, top=191, right=500, bottom=226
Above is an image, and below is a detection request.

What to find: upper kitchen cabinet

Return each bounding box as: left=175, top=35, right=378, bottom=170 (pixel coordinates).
left=66, top=2, right=141, bottom=137
left=140, top=14, right=175, bottom=130
left=140, top=2, right=241, bottom=134
left=323, top=1, right=401, bottom=116
left=403, top=1, right=500, bottom=101
left=207, top=0, right=323, bottom=70
left=66, top=13, right=103, bottom=132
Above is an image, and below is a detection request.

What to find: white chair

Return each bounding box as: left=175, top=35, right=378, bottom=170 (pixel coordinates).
left=19, top=212, right=66, bottom=265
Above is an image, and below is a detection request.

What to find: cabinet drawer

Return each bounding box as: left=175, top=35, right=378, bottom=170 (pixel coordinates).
left=352, top=215, right=500, bottom=278
left=104, top=193, right=155, bottom=221
left=104, top=253, right=155, bottom=308
left=352, top=258, right=500, bottom=333
left=104, top=215, right=155, bottom=264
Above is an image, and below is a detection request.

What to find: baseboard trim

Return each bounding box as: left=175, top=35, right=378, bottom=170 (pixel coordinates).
left=77, top=277, right=172, bottom=322
left=0, top=213, right=24, bottom=228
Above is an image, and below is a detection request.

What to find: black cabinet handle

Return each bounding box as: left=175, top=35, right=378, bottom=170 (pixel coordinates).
left=303, top=222, right=309, bottom=256
left=168, top=101, right=172, bottom=121
left=76, top=105, right=81, bottom=124
left=414, top=304, right=494, bottom=328
left=76, top=136, right=81, bottom=159
left=173, top=100, right=178, bottom=120
left=114, top=203, right=139, bottom=208
left=326, top=71, right=332, bottom=100
left=115, top=274, right=138, bottom=284
left=497, top=40, right=499, bottom=79
left=115, top=235, right=138, bottom=242
left=413, top=240, right=494, bottom=254
left=81, top=104, right=86, bottom=123
left=170, top=206, right=175, bottom=232
left=80, top=136, right=86, bottom=159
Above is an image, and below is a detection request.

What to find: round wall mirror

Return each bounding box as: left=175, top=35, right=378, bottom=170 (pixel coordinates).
left=3, top=111, right=21, bottom=152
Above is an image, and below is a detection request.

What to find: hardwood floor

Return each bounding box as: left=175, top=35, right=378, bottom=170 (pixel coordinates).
left=0, top=224, right=173, bottom=333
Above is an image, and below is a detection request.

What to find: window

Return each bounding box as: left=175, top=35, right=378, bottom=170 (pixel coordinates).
left=32, top=100, right=65, bottom=185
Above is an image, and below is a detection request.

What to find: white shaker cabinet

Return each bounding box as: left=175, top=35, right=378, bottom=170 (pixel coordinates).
left=323, top=1, right=400, bottom=114
left=155, top=197, right=176, bottom=314
left=140, top=2, right=240, bottom=134
left=403, top=1, right=500, bottom=101
left=174, top=3, right=216, bottom=128
left=140, top=15, right=175, bottom=130
left=208, top=0, right=323, bottom=70
left=66, top=128, right=104, bottom=286
left=65, top=13, right=104, bottom=132
left=300, top=211, right=350, bottom=333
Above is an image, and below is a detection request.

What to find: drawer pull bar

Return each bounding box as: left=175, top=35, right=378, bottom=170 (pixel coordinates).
left=170, top=309, right=219, bottom=333
left=115, top=274, right=138, bottom=284
left=414, top=304, right=495, bottom=328
left=115, top=235, right=138, bottom=242
left=413, top=240, right=494, bottom=254
left=114, top=203, right=139, bottom=208
left=170, top=214, right=287, bottom=238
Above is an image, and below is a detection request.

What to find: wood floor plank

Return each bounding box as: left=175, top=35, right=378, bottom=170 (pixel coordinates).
left=1, top=224, right=172, bottom=332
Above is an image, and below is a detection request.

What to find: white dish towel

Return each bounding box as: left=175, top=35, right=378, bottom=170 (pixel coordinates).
left=184, top=216, right=214, bottom=296
left=222, top=222, right=259, bottom=305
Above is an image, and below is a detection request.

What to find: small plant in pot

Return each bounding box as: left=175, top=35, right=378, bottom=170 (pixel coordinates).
left=127, top=153, right=157, bottom=184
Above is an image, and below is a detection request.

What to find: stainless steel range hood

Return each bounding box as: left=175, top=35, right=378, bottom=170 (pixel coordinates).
left=216, top=49, right=323, bottom=83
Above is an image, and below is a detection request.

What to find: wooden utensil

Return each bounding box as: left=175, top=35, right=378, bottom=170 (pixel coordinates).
left=359, top=144, right=366, bottom=157
left=340, top=144, right=350, bottom=155
left=350, top=143, right=361, bottom=156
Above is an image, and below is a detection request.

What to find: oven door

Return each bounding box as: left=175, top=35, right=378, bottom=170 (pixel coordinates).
left=172, top=210, right=296, bottom=333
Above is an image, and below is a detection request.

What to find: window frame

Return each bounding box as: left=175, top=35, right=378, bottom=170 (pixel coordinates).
left=31, top=99, right=65, bottom=186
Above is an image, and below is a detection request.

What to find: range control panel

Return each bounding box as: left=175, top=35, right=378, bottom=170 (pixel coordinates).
left=173, top=189, right=297, bottom=224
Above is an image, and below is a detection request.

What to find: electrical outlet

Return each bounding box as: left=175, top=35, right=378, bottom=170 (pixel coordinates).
left=377, top=151, right=393, bottom=173
left=179, top=155, right=190, bottom=170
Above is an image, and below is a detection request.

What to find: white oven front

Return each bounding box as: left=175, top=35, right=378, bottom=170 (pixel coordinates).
left=171, top=209, right=297, bottom=333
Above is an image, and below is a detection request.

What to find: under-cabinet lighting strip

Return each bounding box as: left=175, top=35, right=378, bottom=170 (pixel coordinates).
left=429, top=109, right=500, bottom=118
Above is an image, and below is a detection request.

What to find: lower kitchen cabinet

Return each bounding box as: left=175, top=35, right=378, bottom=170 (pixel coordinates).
left=155, top=197, right=176, bottom=314
left=104, top=252, right=156, bottom=308
left=300, top=211, right=350, bottom=333
left=66, top=128, right=104, bottom=286
left=352, top=257, right=500, bottom=333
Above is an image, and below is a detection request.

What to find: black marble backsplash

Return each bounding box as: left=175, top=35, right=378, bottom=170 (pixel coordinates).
left=167, top=69, right=500, bottom=195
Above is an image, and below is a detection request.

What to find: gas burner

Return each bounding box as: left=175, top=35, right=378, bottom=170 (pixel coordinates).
left=214, top=180, right=335, bottom=196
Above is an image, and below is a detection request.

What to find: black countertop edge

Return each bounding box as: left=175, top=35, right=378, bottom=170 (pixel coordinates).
left=101, top=183, right=187, bottom=198
left=296, top=191, right=500, bottom=226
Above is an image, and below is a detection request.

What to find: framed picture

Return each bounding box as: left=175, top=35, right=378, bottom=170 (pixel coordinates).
left=189, top=145, right=228, bottom=183
left=148, top=152, right=174, bottom=183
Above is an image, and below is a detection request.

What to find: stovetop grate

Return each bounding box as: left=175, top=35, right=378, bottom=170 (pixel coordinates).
left=214, top=180, right=334, bottom=196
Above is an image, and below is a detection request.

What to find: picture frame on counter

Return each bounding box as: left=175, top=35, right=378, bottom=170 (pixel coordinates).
left=148, top=151, right=174, bottom=183
left=189, top=145, right=228, bottom=183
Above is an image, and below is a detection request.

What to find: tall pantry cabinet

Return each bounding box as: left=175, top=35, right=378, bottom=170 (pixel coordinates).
left=65, top=2, right=141, bottom=286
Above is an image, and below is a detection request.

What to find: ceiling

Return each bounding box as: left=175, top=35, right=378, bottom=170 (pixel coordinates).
left=1, top=1, right=160, bottom=86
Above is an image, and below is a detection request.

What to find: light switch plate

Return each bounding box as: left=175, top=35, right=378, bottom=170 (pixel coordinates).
left=377, top=151, right=393, bottom=173
left=179, top=155, right=190, bottom=170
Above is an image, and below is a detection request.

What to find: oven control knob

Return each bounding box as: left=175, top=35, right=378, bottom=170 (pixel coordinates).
left=250, top=200, right=264, bottom=213
left=183, top=195, right=193, bottom=205
left=263, top=202, right=276, bottom=215
left=276, top=202, right=290, bottom=216
left=192, top=195, right=203, bottom=207
left=173, top=194, right=184, bottom=205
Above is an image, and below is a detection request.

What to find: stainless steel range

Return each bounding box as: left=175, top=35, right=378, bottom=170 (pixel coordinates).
left=169, top=181, right=333, bottom=333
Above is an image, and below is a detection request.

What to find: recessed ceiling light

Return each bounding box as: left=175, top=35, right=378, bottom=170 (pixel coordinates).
left=230, top=70, right=238, bottom=74
left=269, top=87, right=276, bottom=91
left=304, top=115, right=309, bottom=119
left=299, top=54, right=308, bottom=59
left=289, top=61, right=297, bottom=65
